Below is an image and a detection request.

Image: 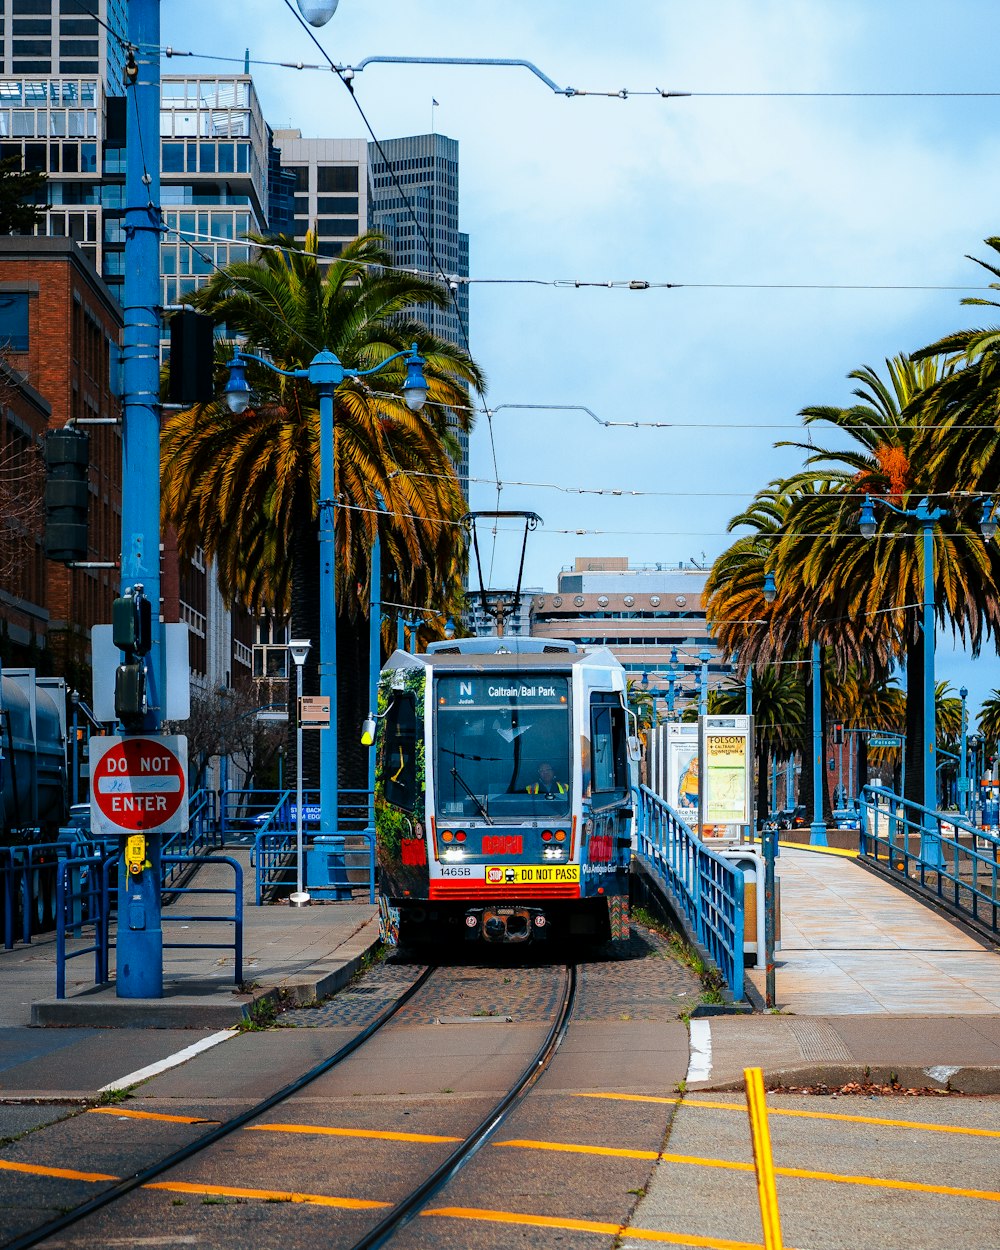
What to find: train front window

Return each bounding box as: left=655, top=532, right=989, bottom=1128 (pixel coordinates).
left=434, top=674, right=571, bottom=819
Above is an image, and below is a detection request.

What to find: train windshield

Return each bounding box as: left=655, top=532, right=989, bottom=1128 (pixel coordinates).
left=434, top=673, right=572, bottom=820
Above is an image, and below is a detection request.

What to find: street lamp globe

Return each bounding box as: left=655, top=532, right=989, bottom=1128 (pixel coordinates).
left=402, top=347, right=428, bottom=412
left=224, top=356, right=251, bottom=414
left=296, top=0, right=340, bottom=25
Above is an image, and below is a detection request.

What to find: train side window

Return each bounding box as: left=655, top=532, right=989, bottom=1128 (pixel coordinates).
left=590, top=694, right=628, bottom=802
left=382, top=692, right=417, bottom=810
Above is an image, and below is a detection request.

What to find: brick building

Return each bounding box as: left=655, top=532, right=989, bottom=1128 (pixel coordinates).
left=0, top=235, right=121, bottom=692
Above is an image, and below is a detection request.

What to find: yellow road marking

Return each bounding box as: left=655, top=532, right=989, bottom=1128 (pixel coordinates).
left=423, top=1206, right=774, bottom=1248
left=577, top=1091, right=1000, bottom=1139
left=497, top=1137, right=658, bottom=1161
left=657, top=1151, right=1000, bottom=1203
left=145, top=1180, right=389, bottom=1208
left=0, top=1160, right=117, bottom=1183
left=88, top=1108, right=218, bottom=1125
left=777, top=841, right=857, bottom=857
left=248, top=1123, right=461, bottom=1144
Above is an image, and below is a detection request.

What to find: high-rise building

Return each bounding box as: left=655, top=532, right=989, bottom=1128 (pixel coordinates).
left=0, top=0, right=128, bottom=300
left=368, top=133, right=470, bottom=495
left=159, top=74, right=271, bottom=311
left=270, top=131, right=367, bottom=258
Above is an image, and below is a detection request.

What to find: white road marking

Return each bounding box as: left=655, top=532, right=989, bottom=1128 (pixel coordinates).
left=98, top=1029, right=237, bottom=1092
left=686, top=1018, right=712, bottom=1084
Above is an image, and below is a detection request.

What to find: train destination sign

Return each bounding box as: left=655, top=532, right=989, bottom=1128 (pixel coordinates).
left=90, top=735, right=189, bottom=836
left=436, top=674, right=569, bottom=710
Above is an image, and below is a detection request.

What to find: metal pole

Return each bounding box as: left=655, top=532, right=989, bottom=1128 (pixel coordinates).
left=959, top=686, right=969, bottom=816
left=117, top=0, right=164, bottom=999
left=699, top=649, right=710, bottom=718
left=292, top=657, right=308, bottom=905
left=745, top=667, right=753, bottom=716
left=313, top=362, right=339, bottom=838
left=397, top=614, right=404, bottom=652
left=837, top=736, right=844, bottom=807
left=920, top=516, right=943, bottom=865
left=71, top=692, right=79, bottom=807
left=763, top=825, right=776, bottom=1008
left=810, top=641, right=827, bottom=846
left=367, top=505, right=382, bottom=835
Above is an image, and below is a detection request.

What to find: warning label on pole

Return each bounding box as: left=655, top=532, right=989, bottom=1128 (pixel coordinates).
left=90, top=735, right=188, bottom=836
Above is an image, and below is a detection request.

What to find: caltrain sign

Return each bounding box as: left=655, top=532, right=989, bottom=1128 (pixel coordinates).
left=90, top=735, right=188, bottom=836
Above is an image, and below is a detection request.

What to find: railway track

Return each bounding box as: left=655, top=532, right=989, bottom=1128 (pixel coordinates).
left=5, top=960, right=578, bottom=1250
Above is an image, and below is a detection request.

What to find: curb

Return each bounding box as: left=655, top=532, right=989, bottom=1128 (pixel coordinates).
left=694, top=1062, right=1000, bottom=1096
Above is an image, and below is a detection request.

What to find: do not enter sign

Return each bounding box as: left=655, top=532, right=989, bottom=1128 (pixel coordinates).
left=90, top=735, right=189, bottom=836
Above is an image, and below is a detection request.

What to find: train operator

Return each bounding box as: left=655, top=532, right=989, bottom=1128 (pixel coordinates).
left=526, top=762, right=568, bottom=798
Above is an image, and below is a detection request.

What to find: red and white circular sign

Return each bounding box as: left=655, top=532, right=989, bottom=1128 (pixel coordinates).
left=91, top=736, right=187, bottom=834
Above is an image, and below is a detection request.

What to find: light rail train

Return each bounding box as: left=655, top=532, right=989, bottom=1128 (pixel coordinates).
left=373, top=638, right=636, bottom=947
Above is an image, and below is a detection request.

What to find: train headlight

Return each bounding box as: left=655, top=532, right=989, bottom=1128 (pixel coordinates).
left=542, top=846, right=566, bottom=860
left=442, top=847, right=466, bottom=862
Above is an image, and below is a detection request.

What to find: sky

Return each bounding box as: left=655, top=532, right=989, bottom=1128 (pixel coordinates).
left=164, top=0, right=1000, bottom=716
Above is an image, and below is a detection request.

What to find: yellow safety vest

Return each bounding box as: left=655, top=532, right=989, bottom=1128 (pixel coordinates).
left=527, top=781, right=568, bottom=795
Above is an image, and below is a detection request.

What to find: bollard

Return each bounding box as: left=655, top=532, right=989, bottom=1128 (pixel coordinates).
left=744, top=1066, right=783, bottom=1250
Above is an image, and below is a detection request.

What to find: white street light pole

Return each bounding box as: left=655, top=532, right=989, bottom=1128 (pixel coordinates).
left=289, top=638, right=312, bottom=907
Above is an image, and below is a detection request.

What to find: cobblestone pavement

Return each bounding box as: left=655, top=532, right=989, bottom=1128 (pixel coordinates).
left=277, top=923, right=703, bottom=1028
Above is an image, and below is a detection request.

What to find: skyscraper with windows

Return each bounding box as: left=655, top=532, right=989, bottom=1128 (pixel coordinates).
left=367, top=133, right=471, bottom=497
left=0, top=0, right=127, bottom=299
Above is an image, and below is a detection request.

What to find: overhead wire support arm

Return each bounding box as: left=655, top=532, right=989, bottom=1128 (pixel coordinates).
left=342, top=55, right=578, bottom=95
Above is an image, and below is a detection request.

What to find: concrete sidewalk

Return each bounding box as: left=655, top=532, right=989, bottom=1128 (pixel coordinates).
left=10, top=845, right=380, bottom=1029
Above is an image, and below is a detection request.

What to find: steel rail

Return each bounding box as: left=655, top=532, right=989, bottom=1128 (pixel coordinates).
left=5, top=964, right=436, bottom=1250
left=347, top=962, right=578, bottom=1250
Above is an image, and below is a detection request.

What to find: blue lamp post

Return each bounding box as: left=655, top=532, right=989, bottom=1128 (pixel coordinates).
left=860, top=494, right=997, bottom=861
left=698, top=648, right=711, bottom=718
left=959, top=685, right=969, bottom=816
left=225, top=345, right=428, bottom=840
left=763, top=568, right=826, bottom=845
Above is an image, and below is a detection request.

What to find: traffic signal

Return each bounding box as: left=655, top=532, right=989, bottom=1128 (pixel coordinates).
left=168, top=310, right=215, bottom=404
left=43, top=426, right=89, bottom=563
left=114, top=661, right=147, bottom=727
left=833, top=721, right=844, bottom=745
left=113, top=584, right=152, bottom=656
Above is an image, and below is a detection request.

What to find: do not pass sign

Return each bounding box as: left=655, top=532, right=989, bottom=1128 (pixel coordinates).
left=90, top=735, right=189, bottom=836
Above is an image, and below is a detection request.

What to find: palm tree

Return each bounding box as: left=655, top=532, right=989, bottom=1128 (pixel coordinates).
left=161, top=230, right=486, bottom=790
left=764, top=355, right=1000, bottom=808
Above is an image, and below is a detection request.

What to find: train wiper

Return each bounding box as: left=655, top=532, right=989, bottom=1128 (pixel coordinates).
left=440, top=746, right=502, bottom=763
left=450, top=767, right=493, bottom=825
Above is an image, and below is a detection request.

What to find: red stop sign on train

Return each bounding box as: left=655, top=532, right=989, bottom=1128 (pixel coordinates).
left=90, top=735, right=188, bottom=836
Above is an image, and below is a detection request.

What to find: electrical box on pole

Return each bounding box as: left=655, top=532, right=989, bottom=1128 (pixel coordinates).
left=168, top=310, right=215, bottom=404
left=43, top=426, right=89, bottom=563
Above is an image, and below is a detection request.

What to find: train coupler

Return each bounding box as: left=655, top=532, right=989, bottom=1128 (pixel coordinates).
left=464, top=906, right=548, bottom=943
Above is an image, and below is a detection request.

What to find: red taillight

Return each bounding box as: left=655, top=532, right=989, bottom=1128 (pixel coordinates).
left=455, top=830, right=466, bottom=843
left=541, top=830, right=553, bottom=842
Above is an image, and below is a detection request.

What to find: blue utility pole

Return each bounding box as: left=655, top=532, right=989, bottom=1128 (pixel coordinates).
left=810, top=641, right=827, bottom=846
left=959, top=685, right=969, bottom=816
left=367, top=502, right=382, bottom=835
left=116, top=0, right=164, bottom=998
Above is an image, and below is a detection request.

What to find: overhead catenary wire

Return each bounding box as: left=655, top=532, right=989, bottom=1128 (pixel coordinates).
left=141, top=38, right=1000, bottom=101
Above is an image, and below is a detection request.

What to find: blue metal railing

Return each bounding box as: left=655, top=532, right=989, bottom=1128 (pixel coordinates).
left=160, top=853, right=243, bottom=984
left=858, top=785, right=1000, bottom=937
left=55, top=854, right=110, bottom=999
left=162, top=788, right=222, bottom=887
left=635, top=784, right=745, bottom=1000
left=3, top=841, right=82, bottom=948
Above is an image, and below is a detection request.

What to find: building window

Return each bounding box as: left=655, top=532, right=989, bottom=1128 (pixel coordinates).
left=0, top=293, right=30, bottom=351
left=317, top=165, right=358, bottom=193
